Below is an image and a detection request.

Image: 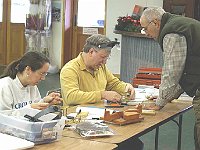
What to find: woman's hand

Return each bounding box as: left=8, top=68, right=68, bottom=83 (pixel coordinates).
left=43, top=92, right=62, bottom=105
left=31, top=103, right=49, bottom=110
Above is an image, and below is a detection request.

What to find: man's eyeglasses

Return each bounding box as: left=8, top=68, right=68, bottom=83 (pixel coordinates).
left=93, top=48, right=111, bottom=61
left=142, top=20, right=154, bottom=32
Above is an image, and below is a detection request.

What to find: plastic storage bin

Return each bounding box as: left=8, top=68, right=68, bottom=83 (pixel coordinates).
left=0, top=108, right=64, bottom=144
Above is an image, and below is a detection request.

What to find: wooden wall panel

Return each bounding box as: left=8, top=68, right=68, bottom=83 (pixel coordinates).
left=6, top=23, right=25, bottom=64
left=0, top=23, right=6, bottom=64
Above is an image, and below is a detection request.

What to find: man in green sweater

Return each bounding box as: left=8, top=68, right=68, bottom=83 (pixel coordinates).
left=140, top=7, right=200, bottom=149
left=60, top=34, right=135, bottom=106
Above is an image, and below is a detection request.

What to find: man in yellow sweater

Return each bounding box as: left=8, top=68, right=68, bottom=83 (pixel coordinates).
left=60, top=34, right=135, bottom=106
left=60, top=34, right=143, bottom=149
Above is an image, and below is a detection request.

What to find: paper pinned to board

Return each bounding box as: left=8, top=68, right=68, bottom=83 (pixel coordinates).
left=83, top=27, right=98, bottom=35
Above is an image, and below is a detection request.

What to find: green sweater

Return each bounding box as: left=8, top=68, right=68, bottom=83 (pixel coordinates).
left=158, top=13, right=200, bottom=96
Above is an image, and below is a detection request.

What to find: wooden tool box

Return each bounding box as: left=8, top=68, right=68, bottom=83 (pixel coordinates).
left=132, top=68, right=162, bottom=88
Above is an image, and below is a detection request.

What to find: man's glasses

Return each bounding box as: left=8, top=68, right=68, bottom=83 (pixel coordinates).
left=93, top=48, right=111, bottom=61
left=142, top=20, right=154, bottom=32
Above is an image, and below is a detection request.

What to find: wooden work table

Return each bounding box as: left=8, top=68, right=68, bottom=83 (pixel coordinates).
left=62, top=100, right=193, bottom=150
left=33, top=100, right=192, bottom=150
left=33, top=137, right=117, bottom=150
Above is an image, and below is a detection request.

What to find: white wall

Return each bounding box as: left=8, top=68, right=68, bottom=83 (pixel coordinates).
left=52, top=22, right=62, bottom=68
left=106, top=0, right=163, bottom=74
left=51, top=0, right=163, bottom=73
left=51, top=0, right=63, bottom=69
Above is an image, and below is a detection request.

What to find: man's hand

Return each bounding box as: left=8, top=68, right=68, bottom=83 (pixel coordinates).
left=144, top=104, right=163, bottom=110
left=146, top=95, right=158, bottom=101
left=101, top=91, right=122, bottom=102
left=125, top=83, right=135, bottom=100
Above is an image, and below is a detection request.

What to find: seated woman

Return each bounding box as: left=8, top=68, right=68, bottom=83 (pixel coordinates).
left=0, top=51, right=62, bottom=110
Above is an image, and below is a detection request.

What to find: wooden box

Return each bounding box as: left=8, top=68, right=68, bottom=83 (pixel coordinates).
left=133, top=68, right=162, bottom=88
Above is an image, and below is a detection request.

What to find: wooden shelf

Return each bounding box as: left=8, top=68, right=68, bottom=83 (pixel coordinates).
left=114, top=30, right=151, bottom=38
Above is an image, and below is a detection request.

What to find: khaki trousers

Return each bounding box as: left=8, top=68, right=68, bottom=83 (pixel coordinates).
left=193, top=89, right=200, bottom=150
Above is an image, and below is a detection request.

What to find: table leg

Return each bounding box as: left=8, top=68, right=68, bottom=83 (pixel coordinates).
left=177, top=115, right=183, bottom=150
left=172, top=114, right=183, bottom=150
left=155, top=127, right=159, bottom=150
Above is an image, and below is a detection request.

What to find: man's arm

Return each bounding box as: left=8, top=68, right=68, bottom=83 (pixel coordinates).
left=104, top=66, right=127, bottom=94
left=60, top=67, right=102, bottom=105
left=156, top=33, right=186, bottom=108
left=0, top=84, right=14, bottom=110
left=104, top=66, right=135, bottom=99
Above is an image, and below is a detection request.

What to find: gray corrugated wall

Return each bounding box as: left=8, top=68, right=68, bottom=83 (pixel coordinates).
left=120, top=35, right=163, bottom=83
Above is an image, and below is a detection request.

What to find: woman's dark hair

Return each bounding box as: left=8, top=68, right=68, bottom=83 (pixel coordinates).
left=0, top=51, right=50, bottom=79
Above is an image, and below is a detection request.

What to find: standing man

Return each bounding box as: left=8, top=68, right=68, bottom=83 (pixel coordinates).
left=140, top=7, right=200, bottom=149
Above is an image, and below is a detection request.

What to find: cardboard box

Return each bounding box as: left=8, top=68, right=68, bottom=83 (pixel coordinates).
left=133, top=5, right=144, bottom=16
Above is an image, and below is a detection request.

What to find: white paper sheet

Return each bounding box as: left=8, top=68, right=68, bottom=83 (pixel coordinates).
left=75, top=106, right=114, bottom=119
left=0, top=133, right=34, bottom=150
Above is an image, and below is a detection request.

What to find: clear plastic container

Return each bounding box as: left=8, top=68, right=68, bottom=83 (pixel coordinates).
left=0, top=108, right=64, bottom=144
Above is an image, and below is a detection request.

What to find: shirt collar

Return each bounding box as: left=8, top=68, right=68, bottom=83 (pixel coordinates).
left=77, top=52, right=87, bottom=71
left=14, top=75, right=28, bottom=89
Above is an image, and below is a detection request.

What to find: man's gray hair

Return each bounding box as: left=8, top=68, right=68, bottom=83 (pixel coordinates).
left=142, top=7, right=166, bottom=23
left=83, top=34, right=112, bottom=53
